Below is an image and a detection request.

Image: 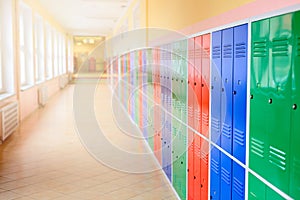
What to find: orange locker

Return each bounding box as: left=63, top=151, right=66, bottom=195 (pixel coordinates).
left=188, top=38, right=195, bottom=200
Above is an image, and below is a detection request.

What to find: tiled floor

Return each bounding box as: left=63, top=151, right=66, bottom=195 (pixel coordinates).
left=0, top=82, right=177, bottom=200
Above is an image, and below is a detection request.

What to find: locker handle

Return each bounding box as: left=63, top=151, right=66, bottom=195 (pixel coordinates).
left=188, top=81, right=190, bottom=84
left=176, top=79, right=179, bottom=81
left=194, top=82, right=197, bottom=86
left=211, top=86, right=214, bottom=90
left=164, top=141, right=166, bottom=144
left=172, top=78, right=174, bottom=80
left=222, top=88, right=224, bottom=92
left=181, top=161, right=183, bottom=164
left=293, top=104, right=297, bottom=110
left=233, top=91, right=237, bottom=95
left=181, top=80, right=184, bottom=83
left=167, top=77, right=169, bottom=79
left=202, top=84, right=204, bottom=87
left=250, top=94, right=253, bottom=99
left=161, top=138, right=163, bottom=140
left=194, top=176, right=196, bottom=179
left=269, top=99, right=273, bottom=104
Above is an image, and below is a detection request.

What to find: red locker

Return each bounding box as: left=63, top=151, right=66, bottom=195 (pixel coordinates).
left=193, top=35, right=203, bottom=200
left=200, top=33, right=210, bottom=200
left=188, top=38, right=195, bottom=200
left=153, top=48, right=162, bottom=164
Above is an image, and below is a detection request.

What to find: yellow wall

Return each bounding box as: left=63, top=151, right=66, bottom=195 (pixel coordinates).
left=147, top=0, right=255, bottom=31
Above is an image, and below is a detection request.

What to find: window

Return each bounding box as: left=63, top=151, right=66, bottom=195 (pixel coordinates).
left=62, top=35, right=66, bottom=74
left=53, top=29, right=58, bottom=77
left=19, top=2, right=34, bottom=88
left=0, top=0, right=15, bottom=97
left=67, top=38, right=73, bottom=73
left=34, top=13, right=45, bottom=83
left=45, top=22, right=53, bottom=79
left=58, top=33, right=63, bottom=75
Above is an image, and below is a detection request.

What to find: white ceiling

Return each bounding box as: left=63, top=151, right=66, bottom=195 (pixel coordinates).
left=38, top=0, right=130, bottom=36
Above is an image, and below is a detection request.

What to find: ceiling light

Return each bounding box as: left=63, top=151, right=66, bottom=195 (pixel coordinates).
left=76, top=42, right=82, bottom=46
left=83, top=39, right=88, bottom=44
left=89, top=39, right=95, bottom=44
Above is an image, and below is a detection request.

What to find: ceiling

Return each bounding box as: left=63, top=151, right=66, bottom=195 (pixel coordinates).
left=38, top=0, right=130, bottom=36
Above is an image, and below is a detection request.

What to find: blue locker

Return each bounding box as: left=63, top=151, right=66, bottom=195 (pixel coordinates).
left=232, top=24, right=248, bottom=200
left=233, top=24, right=248, bottom=163
left=210, top=31, right=222, bottom=200
left=232, top=162, right=245, bottom=200
left=220, top=28, right=233, bottom=200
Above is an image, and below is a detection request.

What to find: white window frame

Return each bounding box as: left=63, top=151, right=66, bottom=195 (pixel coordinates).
left=45, top=22, right=53, bottom=80
left=34, top=13, right=45, bottom=83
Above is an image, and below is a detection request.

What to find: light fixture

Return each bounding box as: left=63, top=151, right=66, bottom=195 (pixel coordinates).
left=89, top=39, right=95, bottom=44
left=83, top=39, right=88, bottom=44
left=76, top=42, right=82, bottom=46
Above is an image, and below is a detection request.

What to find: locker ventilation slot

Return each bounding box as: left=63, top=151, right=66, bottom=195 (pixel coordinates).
left=194, top=142, right=201, bottom=158
left=201, top=151, right=208, bottom=164
left=203, top=47, right=210, bottom=58
left=233, top=128, right=245, bottom=146
left=250, top=138, right=265, bottom=158
left=222, top=123, right=232, bottom=139
left=202, top=113, right=209, bottom=127
left=211, top=158, right=219, bottom=174
left=188, top=106, right=193, bottom=118
left=195, top=48, right=201, bottom=60
left=272, top=37, right=289, bottom=57
left=253, top=40, right=267, bottom=57
left=292, top=158, right=300, bottom=176
left=211, top=117, right=220, bottom=132
left=212, top=46, right=221, bottom=59
left=1, top=102, right=19, bottom=142
left=235, top=43, right=246, bottom=58
left=223, top=44, right=233, bottom=58
left=233, top=177, right=244, bottom=197
left=269, top=146, right=286, bottom=171
left=221, top=167, right=231, bottom=184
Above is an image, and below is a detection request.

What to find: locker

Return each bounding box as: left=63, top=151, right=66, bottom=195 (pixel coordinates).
left=290, top=11, right=300, bottom=199
left=147, top=49, right=154, bottom=151
left=210, top=31, right=222, bottom=200
left=233, top=24, right=248, bottom=163
left=249, top=17, right=270, bottom=180
left=193, top=35, right=202, bottom=200
left=200, top=33, right=210, bottom=200
left=221, top=27, right=233, bottom=154
left=135, top=50, right=141, bottom=125
left=153, top=48, right=162, bottom=164
left=220, top=28, right=233, bottom=200
left=129, top=51, right=135, bottom=121
left=141, top=50, right=148, bottom=138
left=187, top=38, right=195, bottom=200
left=232, top=162, right=245, bottom=200
left=248, top=173, right=285, bottom=200
left=250, top=13, right=293, bottom=195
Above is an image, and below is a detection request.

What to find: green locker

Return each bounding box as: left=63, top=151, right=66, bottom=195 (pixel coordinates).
left=172, top=40, right=187, bottom=200
left=147, top=49, right=154, bottom=151
left=249, top=17, right=270, bottom=181
left=248, top=173, right=285, bottom=200
left=290, top=11, right=300, bottom=198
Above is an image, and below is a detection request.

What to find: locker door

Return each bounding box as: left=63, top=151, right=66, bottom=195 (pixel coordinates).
left=249, top=18, right=270, bottom=180
left=136, top=50, right=141, bottom=125
left=147, top=49, right=154, bottom=151
left=232, top=24, right=248, bottom=200
left=210, top=31, right=222, bottom=200
left=248, top=173, right=266, bottom=200
left=266, top=13, right=292, bottom=194
left=139, top=50, right=143, bottom=129
left=220, top=28, right=233, bottom=200
left=290, top=10, right=300, bottom=199
left=142, top=50, right=148, bottom=139
left=194, top=35, right=202, bottom=200
left=153, top=48, right=162, bottom=165
left=188, top=38, right=195, bottom=200
left=129, top=52, right=134, bottom=121
left=200, top=34, right=210, bottom=200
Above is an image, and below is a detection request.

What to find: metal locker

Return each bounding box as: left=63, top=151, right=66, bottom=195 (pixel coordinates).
left=248, top=173, right=266, bottom=200
left=220, top=28, right=233, bottom=200
left=141, top=50, right=147, bottom=138
left=193, top=35, right=202, bottom=200
left=210, top=31, right=222, bottom=200
left=232, top=24, right=248, bottom=200
left=232, top=162, right=245, bottom=200
left=249, top=18, right=270, bottom=180
left=266, top=13, right=292, bottom=194
left=290, top=10, right=300, bottom=199
left=200, top=33, right=210, bottom=200
left=130, top=51, right=135, bottom=121
left=146, top=49, right=154, bottom=151
left=188, top=38, right=195, bottom=200
left=136, top=50, right=141, bottom=125
left=153, top=48, right=162, bottom=165
left=221, top=27, right=234, bottom=154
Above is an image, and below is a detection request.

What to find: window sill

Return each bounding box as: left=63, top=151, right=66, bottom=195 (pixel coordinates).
left=20, top=84, right=35, bottom=92
left=0, top=92, right=15, bottom=101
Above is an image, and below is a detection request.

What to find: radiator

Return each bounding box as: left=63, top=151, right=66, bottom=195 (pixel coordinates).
left=0, top=102, right=19, bottom=142
left=38, top=86, right=48, bottom=107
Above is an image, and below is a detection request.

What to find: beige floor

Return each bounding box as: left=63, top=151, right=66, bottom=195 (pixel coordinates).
left=0, top=82, right=177, bottom=200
